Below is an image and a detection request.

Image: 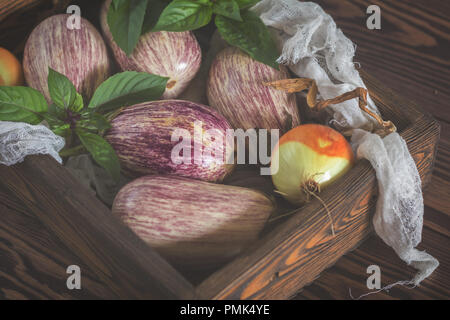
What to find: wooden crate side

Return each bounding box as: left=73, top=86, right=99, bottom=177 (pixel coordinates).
left=196, top=72, right=441, bottom=299
left=0, top=156, right=196, bottom=299
left=196, top=115, right=439, bottom=300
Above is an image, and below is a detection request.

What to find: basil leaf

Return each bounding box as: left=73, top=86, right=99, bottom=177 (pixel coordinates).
left=47, top=68, right=79, bottom=110
left=88, top=71, right=168, bottom=113
left=107, top=0, right=149, bottom=55
left=152, top=0, right=213, bottom=32
left=47, top=103, right=66, bottom=121
left=212, top=0, right=242, bottom=21
left=111, top=0, right=127, bottom=10
left=0, top=86, right=47, bottom=124
left=78, top=113, right=111, bottom=132
left=71, top=92, right=84, bottom=112
left=76, top=129, right=121, bottom=181
left=215, top=11, right=279, bottom=70
left=142, top=0, right=170, bottom=33
left=52, top=123, right=71, bottom=137
left=43, top=106, right=65, bottom=128
left=235, top=0, right=260, bottom=9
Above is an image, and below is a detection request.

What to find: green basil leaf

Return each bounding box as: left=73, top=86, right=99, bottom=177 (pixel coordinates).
left=88, top=71, right=168, bottom=113
left=142, top=0, right=170, bottom=33
left=78, top=113, right=111, bottom=132
left=76, top=129, right=121, bottom=181
left=71, top=92, right=84, bottom=112
left=213, top=0, right=242, bottom=21
left=43, top=106, right=65, bottom=128
left=47, top=68, right=78, bottom=110
left=215, top=11, right=279, bottom=70
left=111, top=0, right=127, bottom=10
left=107, top=0, right=149, bottom=55
left=0, top=86, right=48, bottom=124
left=152, top=0, right=213, bottom=32
left=234, top=0, right=260, bottom=9
left=52, top=123, right=71, bottom=137
left=47, top=103, right=66, bottom=121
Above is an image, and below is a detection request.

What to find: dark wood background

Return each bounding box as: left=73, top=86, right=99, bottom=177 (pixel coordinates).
left=0, top=0, right=448, bottom=300
left=294, top=0, right=450, bottom=300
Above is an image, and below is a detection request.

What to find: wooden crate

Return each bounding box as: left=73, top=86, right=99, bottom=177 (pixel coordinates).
left=0, top=0, right=440, bottom=299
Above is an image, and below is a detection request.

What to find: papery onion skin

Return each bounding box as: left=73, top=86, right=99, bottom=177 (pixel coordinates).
left=271, top=124, right=354, bottom=205
left=105, top=100, right=235, bottom=182
left=112, top=175, right=274, bottom=267
left=100, top=0, right=202, bottom=99
left=23, top=14, right=111, bottom=102
left=207, top=47, right=300, bottom=132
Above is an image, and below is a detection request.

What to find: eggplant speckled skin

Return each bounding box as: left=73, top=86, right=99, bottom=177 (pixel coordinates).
left=112, top=175, right=274, bottom=267
left=105, top=100, right=235, bottom=182
left=100, top=0, right=201, bottom=99
left=23, top=14, right=110, bottom=102
left=207, top=47, right=300, bottom=132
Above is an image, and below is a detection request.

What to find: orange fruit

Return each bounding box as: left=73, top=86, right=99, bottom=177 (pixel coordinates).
left=0, top=47, right=23, bottom=86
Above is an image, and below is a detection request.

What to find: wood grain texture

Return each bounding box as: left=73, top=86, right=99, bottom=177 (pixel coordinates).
left=0, top=156, right=195, bottom=299
left=0, top=0, right=72, bottom=55
left=0, top=0, right=447, bottom=300
left=0, top=0, right=42, bottom=21
left=293, top=0, right=450, bottom=299
left=195, top=73, right=440, bottom=299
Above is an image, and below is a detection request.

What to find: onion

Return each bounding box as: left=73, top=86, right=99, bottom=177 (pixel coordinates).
left=271, top=124, right=354, bottom=206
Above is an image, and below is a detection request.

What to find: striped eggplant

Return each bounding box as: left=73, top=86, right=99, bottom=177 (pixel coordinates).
left=105, top=100, right=235, bottom=182
left=207, top=47, right=300, bottom=132
left=112, top=175, right=274, bottom=267
left=100, top=0, right=202, bottom=99
left=23, top=14, right=110, bottom=102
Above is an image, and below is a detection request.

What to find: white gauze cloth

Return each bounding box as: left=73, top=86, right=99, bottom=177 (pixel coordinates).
left=252, top=0, right=438, bottom=285
left=0, top=121, right=65, bottom=165
left=0, top=121, right=123, bottom=205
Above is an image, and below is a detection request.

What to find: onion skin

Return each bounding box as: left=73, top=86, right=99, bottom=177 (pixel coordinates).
left=112, top=175, right=274, bottom=267
left=207, top=47, right=300, bottom=132
left=23, top=14, right=110, bottom=102
left=100, top=0, right=201, bottom=99
left=105, top=100, right=235, bottom=182
left=271, top=124, right=354, bottom=205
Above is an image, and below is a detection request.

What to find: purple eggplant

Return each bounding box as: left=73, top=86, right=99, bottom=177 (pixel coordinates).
left=100, top=0, right=202, bottom=99
left=207, top=47, right=300, bottom=132
left=23, top=14, right=111, bottom=102
left=112, top=175, right=274, bottom=267
left=105, top=100, right=235, bottom=182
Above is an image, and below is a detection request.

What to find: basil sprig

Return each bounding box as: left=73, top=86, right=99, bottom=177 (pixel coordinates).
left=107, top=0, right=279, bottom=69
left=152, top=0, right=213, bottom=32
left=215, top=10, right=279, bottom=70
left=107, top=0, right=149, bottom=55
left=0, top=68, right=168, bottom=181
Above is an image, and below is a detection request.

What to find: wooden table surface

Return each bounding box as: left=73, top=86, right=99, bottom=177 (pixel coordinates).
left=0, top=0, right=448, bottom=300
left=294, top=0, right=450, bottom=300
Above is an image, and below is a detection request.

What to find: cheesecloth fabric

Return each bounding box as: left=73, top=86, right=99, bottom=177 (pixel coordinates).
left=252, top=0, right=438, bottom=285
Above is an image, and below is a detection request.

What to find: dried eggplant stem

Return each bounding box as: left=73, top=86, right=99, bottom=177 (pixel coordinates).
left=263, top=78, right=396, bottom=136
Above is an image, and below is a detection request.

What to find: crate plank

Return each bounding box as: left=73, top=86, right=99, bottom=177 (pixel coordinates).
left=195, top=73, right=440, bottom=299
left=0, top=0, right=441, bottom=300
left=0, top=156, right=196, bottom=299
